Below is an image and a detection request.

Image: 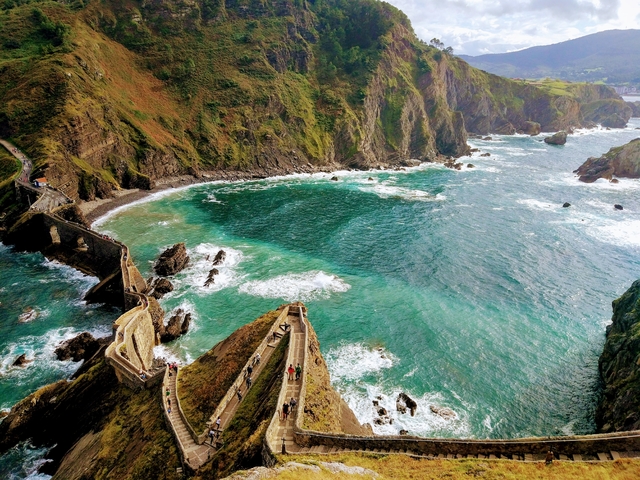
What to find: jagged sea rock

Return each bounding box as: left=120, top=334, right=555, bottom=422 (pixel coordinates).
left=330, top=176, right=339, bottom=181
left=161, top=309, right=191, bottom=343
left=212, top=250, right=226, bottom=266
left=12, top=354, right=31, bottom=367
left=204, top=268, right=219, bottom=287
left=467, top=164, right=475, bottom=168
left=55, top=332, right=101, bottom=362
left=396, top=392, right=417, bottom=416
left=148, top=296, right=166, bottom=340
left=574, top=138, right=640, bottom=183
left=544, top=131, right=567, bottom=145
left=154, top=243, right=189, bottom=276
left=615, top=204, right=624, bottom=210
left=480, top=152, right=491, bottom=157
left=146, top=277, right=174, bottom=299
left=563, top=202, right=571, bottom=208
left=430, top=404, right=457, bottom=420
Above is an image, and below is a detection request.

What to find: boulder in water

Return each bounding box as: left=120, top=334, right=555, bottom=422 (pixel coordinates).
left=467, top=164, right=475, bottom=168
left=55, top=332, right=101, bottom=362
left=480, top=152, right=491, bottom=157
left=396, top=392, right=417, bottom=416
left=563, top=202, right=571, bottom=208
left=330, top=176, right=339, bottom=181
left=544, top=131, right=567, bottom=145
left=430, top=404, right=457, bottom=420
left=12, top=354, right=31, bottom=367
left=204, top=268, right=219, bottom=287
left=161, top=309, right=192, bottom=343
left=147, top=277, right=174, bottom=299
left=212, top=250, right=226, bottom=266
left=18, top=307, right=37, bottom=323
left=154, top=243, right=189, bottom=276
left=614, top=204, right=624, bottom=210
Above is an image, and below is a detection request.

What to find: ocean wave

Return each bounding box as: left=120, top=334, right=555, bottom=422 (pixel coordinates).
left=0, top=441, right=52, bottom=480
left=516, top=198, right=559, bottom=211
left=0, top=325, right=111, bottom=402
left=589, top=219, right=640, bottom=248
left=325, top=343, right=396, bottom=381
left=358, top=184, right=445, bottom=202
left=238, top=270, right=350, bottom=302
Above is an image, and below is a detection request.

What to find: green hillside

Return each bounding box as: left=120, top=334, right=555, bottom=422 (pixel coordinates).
left=460, top=29, right=640, bottom=87
left=0, top=0, right=630, bottom=205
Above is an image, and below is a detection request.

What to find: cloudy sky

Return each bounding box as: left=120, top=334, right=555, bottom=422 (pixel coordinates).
left=385, top=0, right=640, bottom=56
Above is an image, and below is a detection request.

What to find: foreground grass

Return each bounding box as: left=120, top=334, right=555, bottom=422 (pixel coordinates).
left=178, top=308, right=281, bottom=432
left=274, top=453, right=640, bottom=479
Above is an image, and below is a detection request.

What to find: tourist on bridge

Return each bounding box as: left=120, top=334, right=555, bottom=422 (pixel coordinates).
left=216, top=416, right=221, bottom=430
left=282, top=402, right=289, bottom=421
left=287, top=364, right=294, bottom=380
left=289, top=397, right=297, bottom=411
left=247, top=365, right=253, bottom=376
left=208, top=427, right=215, bottom=445
left=254, top=353, right=260, bottom=365
left=246, top=375, right=252, bottom=388
left=295, top=363, right=301, bottom=380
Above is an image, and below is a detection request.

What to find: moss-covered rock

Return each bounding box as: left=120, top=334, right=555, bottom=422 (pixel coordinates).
left=597, top=279, right=640, bottom=432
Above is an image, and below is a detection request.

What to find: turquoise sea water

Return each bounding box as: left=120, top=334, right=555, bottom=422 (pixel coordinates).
left=2, top=122, right=640, bottom=474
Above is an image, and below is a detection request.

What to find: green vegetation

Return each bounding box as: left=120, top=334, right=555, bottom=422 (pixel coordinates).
left=274, top=454, right=640, bottom=479
left=0, top=356, right=182, bottom=479
left=195, top=335, right=289, bottom=479
left=0, top=147, right=19, bottom=215
left=178, top=308, right=281, bottom=432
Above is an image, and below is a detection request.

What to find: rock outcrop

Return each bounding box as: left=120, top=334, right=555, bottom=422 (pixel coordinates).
left=544, top=131, right=568, bottom=145
left=146, top=277, right=174, bottom=299
left=627, top=101, right=640, bottom=118
left=211, top=250, right=226, bottom=266
left=597, top=279, right=640, bottom=432
left=574, top=138, right=640, bottom=183
left=54, top=332, right=103, bottom=362
left=154, top=243, right=189, bottom=276
left=12, top=354, right=31, bottom=367
left=396, top=392, right=417, bottom=417
left=160, top=308, right=191, bottom=343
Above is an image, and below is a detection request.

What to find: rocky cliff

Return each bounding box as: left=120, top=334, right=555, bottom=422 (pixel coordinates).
left=575, top=138, right=640, bottom=183
left=597, top=279, right=640, bottom=433
left=0, top=0, right=629, bottom=205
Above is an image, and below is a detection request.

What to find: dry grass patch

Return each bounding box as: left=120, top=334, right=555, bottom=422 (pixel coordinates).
left=178, top=308, right=282, bottom=432
left=273, top=454, right=640, bottom=479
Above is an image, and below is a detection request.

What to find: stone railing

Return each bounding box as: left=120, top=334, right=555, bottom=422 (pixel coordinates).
left=161, top=367, right=190, bottom=469
left=293, top=306, right=309, bottom=435
left=265, top=306, right=304, bottom=453
left=181, top=305, right=292, bottom=444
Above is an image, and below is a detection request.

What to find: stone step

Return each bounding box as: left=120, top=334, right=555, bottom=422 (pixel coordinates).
left=611, top=451, right=621, bottom=460
left=524, top=454, right=533, bottom=462
left=559, top=454, right=569, bottom=461
left=597, top=452, right=610, bottom=461
left=572, top=454, right=582, bottom=462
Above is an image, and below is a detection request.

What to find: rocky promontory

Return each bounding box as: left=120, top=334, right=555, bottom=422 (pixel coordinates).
left=574, top=138, right=640, bottom=183
left=544, top=131, right=568, bottom=145
left=597, top=279, right=640, bottom=432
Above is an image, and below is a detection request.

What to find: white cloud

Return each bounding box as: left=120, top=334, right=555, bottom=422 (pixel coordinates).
left=385, top=0, right=640, bottom=55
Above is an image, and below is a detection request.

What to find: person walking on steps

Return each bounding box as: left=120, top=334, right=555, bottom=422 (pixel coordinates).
left=289, top=397, right=297, bottom=412
left=287, top=364, right=294, bottom=381
left=295, top=363, right=302, bottom=380
left=254, top=353, right=260, bottom=365
left=282, top=402, right=289, bottom=421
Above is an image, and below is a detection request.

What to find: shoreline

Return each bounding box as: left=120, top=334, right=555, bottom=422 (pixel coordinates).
left=84, top=166, right=344, bottom=225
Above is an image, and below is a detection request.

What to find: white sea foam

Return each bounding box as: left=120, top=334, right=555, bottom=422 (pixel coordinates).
left=358, top=184, right=445, bottom=202
left=589, top=220, right=640, bottom=248
left=41, top=259, right=98, bottom=292
left=166, top=243, right=245, bottom=296
left=0, top=325, right=111, bottom=401
left=516, top=199, right=559, bottom=211
left=238, top=270, right=350, bottom=302
left=0, top=441, right=53, bottom=480
left=482, top=415, right=493, bottom=433
left=153, top=344, right=185, bottom=365
left=325, top=343, right=396, bottom=381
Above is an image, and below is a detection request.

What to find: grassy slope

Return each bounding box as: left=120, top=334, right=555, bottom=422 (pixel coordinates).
left=178, top=308, right=281, bottom=432
left=0, top=147, right=19, bottom=210
left=195, top=335, right=289, bottom=480
left=274, top=454, right=640, bottom=479
left=0, top=355, right=182, bottom=479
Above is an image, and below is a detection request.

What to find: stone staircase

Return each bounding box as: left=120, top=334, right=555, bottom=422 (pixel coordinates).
left=164, top=370, right=212, bottom=470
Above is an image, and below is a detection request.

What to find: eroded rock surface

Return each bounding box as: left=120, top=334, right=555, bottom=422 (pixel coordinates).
left=154, top=243, right=189, bottom=276
left=544, top=131, right=567, bottom=145
left=55, top=332, right=102, bottom=362
left=574, top=138, right=640, bottom=183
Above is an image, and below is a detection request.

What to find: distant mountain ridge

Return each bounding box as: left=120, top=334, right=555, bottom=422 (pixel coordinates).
left=460, top=29, right=640, bottom=86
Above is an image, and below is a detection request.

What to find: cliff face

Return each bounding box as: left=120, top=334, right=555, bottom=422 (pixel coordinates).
left=597, top=279, right=640, bottom=433
left=0, top=0, right=629, bottom=203
left=575, top=138, right=640, bottom=183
